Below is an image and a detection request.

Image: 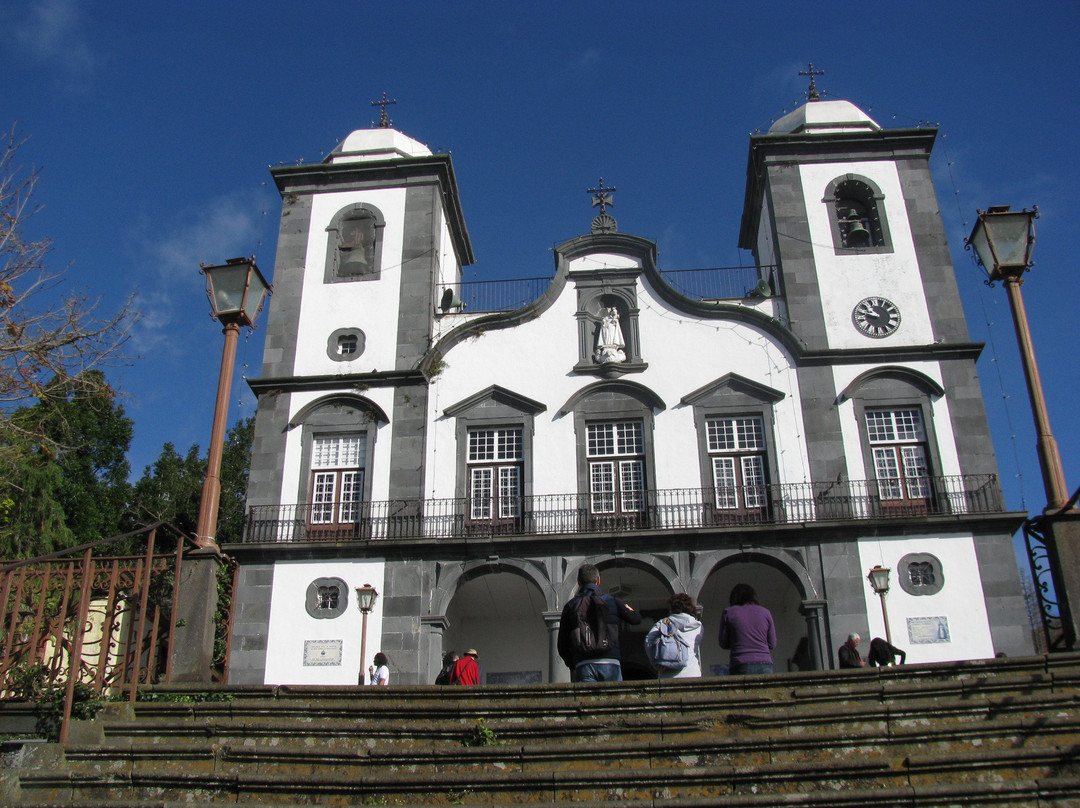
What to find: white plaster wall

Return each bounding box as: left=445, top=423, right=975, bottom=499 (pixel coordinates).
left=832, top=363, right=963, bottom=482
left=294, top=188, right=408, bottom=377
left=798, top=161, right=934, bottom=350
left=264, top=559, right=386, bottom=685
left=424, top=272, right=814, bottom=500
left=857, top=534, right=995, bottom=662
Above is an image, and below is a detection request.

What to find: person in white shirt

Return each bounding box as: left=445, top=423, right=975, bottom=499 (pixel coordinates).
left=368, top=652, right=389, bottom=685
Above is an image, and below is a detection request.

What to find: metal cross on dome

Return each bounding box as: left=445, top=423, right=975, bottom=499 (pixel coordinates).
left=588, top=177, right=616, bottom=215
left=798, top=62, right=825, bottom=102
left=371, top=91, right=397, bottom=128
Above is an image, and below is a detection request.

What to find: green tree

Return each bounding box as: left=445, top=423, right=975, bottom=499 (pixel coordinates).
left=0, top=372, right=133, bottom=558
left=126, top=416, right=254, bottom=544
left=0, top=127, right=135, bottom=558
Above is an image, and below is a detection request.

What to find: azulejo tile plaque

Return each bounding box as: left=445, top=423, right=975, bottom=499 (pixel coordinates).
left=303, top=639, right=343, bottom=666
left=907, top=616, right=951, bottom=644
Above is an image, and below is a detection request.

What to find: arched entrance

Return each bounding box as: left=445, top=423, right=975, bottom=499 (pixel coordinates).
left=699, top=557, right=811, bottom=675
left=444, top=570, right=549, bottom=684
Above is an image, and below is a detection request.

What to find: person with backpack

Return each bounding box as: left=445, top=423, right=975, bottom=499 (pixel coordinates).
left=449, top=649, right=481, bottom=685
left=645, top=593, right=702, bottom=679
left=557, top=563, right=642, bottom=682
left=435, top=650, right=459, bottom=685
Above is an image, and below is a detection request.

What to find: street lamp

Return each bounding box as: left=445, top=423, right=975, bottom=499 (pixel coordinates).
left=194, top=257, right=271, bottom=548
left=967, top=206, right=1079, bottom=651
left=356, top=583, right=379, bottom=685
left=966, top=206, right=1068, bottom=509
left=867, top=565, right=893, bottom=645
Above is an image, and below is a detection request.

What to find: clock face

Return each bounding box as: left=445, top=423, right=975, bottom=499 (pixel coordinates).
left=852, top=297, right=901, bottom=338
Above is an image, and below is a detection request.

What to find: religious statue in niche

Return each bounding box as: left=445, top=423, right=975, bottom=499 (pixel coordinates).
left=594, top=306, right=627, bottom=364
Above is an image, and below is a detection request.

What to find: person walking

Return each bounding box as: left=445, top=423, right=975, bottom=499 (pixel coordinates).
left=645, top=592, right=702, bottom=678
left=718, top=583, right=777, bottom=675
left=557, top=563, right=642, bottom=682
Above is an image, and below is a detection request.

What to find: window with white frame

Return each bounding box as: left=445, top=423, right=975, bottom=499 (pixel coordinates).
left=865, top=409, right=930, bottom=501
left=467, top=427, right=523, bottom=521
left=586, top=421, right=645, bottom=515
left=706, top=416, right=768, bottom=510
left=310, top=434, right=367, bottom=525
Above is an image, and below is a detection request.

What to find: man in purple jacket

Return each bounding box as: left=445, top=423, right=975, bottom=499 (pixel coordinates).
left=718, top=583, right=777, bottom=675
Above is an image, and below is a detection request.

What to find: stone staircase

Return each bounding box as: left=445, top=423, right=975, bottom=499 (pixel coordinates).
left=4, top=653, right=1080, bottom=806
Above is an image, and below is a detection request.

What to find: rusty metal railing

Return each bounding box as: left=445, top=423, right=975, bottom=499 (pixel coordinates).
left=0, top=522, right=228, bottom=744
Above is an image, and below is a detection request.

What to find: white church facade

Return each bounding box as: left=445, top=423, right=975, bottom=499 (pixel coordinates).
left=224, top=96, right=1033, bottom=686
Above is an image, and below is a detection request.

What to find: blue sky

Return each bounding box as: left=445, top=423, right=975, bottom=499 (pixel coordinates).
left=2, top=1, right=1077, bottom=534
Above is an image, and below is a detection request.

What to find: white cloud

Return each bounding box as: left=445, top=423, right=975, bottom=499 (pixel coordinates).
left=129, top=189, right=264, bottom=356
left=7, top=0, right=97, bottom=81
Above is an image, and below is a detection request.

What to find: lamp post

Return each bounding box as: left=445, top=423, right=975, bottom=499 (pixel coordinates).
left=867, top=565, right=892, bottom=645
left=356, top=584, right=378, bottom=685
left=967, top=206, right=1079, bottom=649
left=194, top=257, right=271, bottom=548
left=966, top=207, right=1068, bottom=510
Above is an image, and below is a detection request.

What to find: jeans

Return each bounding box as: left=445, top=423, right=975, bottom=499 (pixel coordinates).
left=730, top=661, right=773, bottom=675
left=574, top=662, right=623, bottom=682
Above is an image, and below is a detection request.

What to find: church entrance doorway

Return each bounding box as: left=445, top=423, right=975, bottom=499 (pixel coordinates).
left=699, top=558, right=811, bottom=675
left=443, top=570, right=548, bottom=684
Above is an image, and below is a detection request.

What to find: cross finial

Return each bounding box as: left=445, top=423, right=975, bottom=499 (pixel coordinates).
left=587, top=177, right=617, bottom=215
left=798, top=62, right=825, bottom=102
left=370, top=91, right=397, bottom=128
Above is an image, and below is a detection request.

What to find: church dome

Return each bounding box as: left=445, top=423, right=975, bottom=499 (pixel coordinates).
left=768, top=99, right=881, bottom=135
left=326, top=128, right=433, bottom=164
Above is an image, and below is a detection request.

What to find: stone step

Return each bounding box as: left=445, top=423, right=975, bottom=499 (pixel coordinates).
left=55, top=713, right=1080, bottom=781
left=11, top=779, right=1080, bottom=808
left=15, top=744, right=1080, bottom=805
left=86, top=688, right=1080, bottom=752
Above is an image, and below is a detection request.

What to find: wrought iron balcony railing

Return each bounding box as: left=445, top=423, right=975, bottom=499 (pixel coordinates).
left=240, top=474, right=1002, bottom=544
left=443, top=266, right=778, bottom=313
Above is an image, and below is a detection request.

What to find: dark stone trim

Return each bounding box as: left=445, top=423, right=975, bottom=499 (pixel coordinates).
left=443, top=385, right=547, bottom=418
left=681, top=373, right=785, bottom=406
left=559, top=379, right=666, bottom=417
left=896, top=553, right=945, bottom=597
left=840, top=366, right=946, bottom=402
left=289, top=394, right=389, bottom=428
left=323, top=202, right=386, bottom=284
left=248, top=370, right=426, bottom=394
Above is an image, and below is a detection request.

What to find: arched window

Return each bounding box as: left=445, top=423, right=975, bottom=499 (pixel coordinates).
left=324, top=203, right=386, bottom=283
left=824, top=175, right=893, bottom=253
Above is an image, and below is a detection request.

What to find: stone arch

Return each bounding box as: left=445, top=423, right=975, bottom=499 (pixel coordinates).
left=289, top=394, right=390, bottom=429
left=840, top=366, right=945, bottom=402
left=694, top=548, right=822, bottom=675
left=439, top=560, right=552, bottom=684
left=431, top=558, right=554, bottom=615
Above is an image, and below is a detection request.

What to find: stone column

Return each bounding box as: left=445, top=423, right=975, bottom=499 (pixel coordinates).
left=420, top=615, right=450, bottom=685
left=169, top=549, right=223, bottom=683
left=799, top=599, right=828, bottom=671
left=543, top=611, right=569, bottom=683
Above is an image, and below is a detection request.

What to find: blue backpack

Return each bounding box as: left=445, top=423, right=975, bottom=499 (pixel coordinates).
left=648, top=618, right=690, bottom=670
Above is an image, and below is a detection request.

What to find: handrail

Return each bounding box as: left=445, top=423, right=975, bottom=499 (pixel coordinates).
left=242, top=474, right=1003, bottom=544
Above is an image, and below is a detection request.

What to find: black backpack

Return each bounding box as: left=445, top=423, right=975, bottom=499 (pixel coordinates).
left=570, top=592, right=617, bottom=655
